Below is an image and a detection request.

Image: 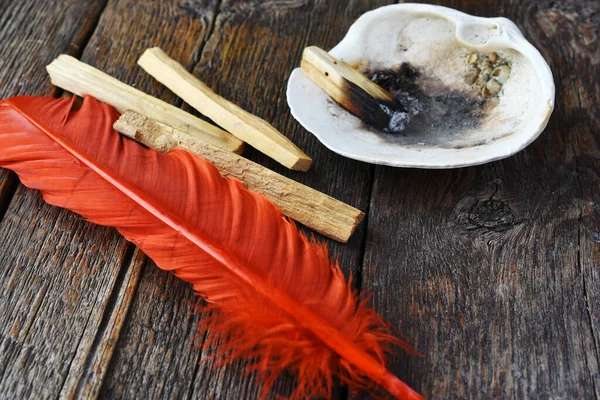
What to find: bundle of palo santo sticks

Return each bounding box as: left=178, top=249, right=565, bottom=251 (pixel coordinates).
left=46, top=47, right=366, bottom=243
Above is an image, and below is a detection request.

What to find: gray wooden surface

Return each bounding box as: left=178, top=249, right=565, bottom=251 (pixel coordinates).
left=0, top=0, right=598, bottom=399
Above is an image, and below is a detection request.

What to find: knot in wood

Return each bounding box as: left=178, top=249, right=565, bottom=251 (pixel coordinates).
left=468, top=199, right=516, bottom=232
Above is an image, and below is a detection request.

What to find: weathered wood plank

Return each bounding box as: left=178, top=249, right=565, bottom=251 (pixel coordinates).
left=59, top=248, right=145, bottom=399
left=97, top=259, right=203, bottom=399
left=0, top=1, right=146, bottom=399
left=360, top=0, right=600, bottom=398
left=547, top=2, right=600, bottom=397
left=0, top=186, right=132, bottom=399
left=0, top=0, right=106, bottom=223
left=184, top=0, right=394, bottom=398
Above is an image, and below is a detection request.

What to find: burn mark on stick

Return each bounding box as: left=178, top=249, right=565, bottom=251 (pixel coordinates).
left=301, top=46, right=412, bottom=134
left=341, top=79, right=410, bottom=133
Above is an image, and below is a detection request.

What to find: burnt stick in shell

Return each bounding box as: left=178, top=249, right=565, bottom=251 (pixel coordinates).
left=301, top=46, right=410, bottom=133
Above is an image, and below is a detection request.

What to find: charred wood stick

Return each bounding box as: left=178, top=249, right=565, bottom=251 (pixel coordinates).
left=114, top=111, right=364, bottom=243
left=301, top=46, right=409, bottom=133
left=138, top=47, right=312, bottom=171
left=47, top=54, right=244, bottom=154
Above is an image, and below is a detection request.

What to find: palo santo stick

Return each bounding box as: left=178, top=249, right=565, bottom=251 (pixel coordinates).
left=301, top=46, right=409, bottom=133
left=138, top=47, right=312, bottom=172
left=114, top=111, right=364, bottom=243
left=46, top=54, right=244, bottom=154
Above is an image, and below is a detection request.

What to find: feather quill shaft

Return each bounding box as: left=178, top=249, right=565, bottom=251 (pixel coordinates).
left=0, top=96, right=422, bottom=399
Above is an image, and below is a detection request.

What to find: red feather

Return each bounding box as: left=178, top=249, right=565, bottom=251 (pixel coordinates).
left=0, top=95, right=422, bottom=399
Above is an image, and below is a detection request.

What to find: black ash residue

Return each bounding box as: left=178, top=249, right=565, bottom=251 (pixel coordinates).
left=370, top=64, right=421, bottom=133
left=344, top=79, right=410, bottom=134
left=377, top=100, right=410, bottom=133
left=364, top=63, right=489, bottom=144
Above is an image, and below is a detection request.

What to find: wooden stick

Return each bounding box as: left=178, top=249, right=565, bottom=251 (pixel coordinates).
left=114, top=111, right=364, bottom=243
left=301, top=46, right=409, bottom=133
left=46, top=54, right=245, bottom=154
left=138, top=47, right=312, bottom=172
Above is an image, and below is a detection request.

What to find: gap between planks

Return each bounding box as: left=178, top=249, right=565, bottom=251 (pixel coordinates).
left=571, top=82, right=600, bottom=399
left=51, top=2, right=144, bottom=397
left=59, top=246, right=145, bottom=399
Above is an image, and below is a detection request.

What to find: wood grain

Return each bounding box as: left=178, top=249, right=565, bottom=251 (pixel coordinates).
left=0, top=1, right=138, bottom=399
left=58, top=248, right=145, bottom=399
left=0, top=188, right=132, bottom=399
left=97, top=259, right=204, bottom=399
left=360, top=0, right=600, bottom=399
left=0, top=0, right=106, bottom=224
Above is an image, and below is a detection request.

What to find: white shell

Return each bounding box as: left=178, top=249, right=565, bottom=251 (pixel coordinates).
left=287, top=4, right=555, bottom=168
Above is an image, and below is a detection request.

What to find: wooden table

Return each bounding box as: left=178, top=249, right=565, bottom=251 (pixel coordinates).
left=0, top=0, right=598, bottom=398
